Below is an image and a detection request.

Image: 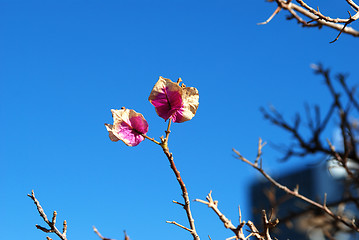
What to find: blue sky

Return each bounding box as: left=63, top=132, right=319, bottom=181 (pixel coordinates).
left=1, top=1, right=358, bottom=240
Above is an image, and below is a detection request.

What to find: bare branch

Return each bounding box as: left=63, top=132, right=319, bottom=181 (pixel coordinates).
left=296, top=0, right=358, bottom=23
left=233, top=140, right=359, bottom=232
left=93, top=226, right=116, bottom=240
left=261, top=0, right=359, bottom=41
left=258, top=6, right=282, bottom=25
left=195, top=191, right=251, bottom=240
left=166, top=221, right=193, bottom=232
left=161, top=147, right=199, bottom=240
left=346, top=0, right=359, bottom=11
left=172, top=200, right=185, bottom=207
left=159, top=119, right=200, bottom=240
left=28, top=190, right=68, bottom=240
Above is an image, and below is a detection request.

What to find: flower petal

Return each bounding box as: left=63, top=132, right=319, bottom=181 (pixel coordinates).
left=149, top=76, right=183, bottom=121
left=149, top=76, right=199, bottom=123
left=104, top=124, right=120, bottom=142
left=105, top=108, right=148, bottom=146
left=176, top=86, right=199, bottom=123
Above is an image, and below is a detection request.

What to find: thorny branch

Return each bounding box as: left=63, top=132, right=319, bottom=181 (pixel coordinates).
left=28, top=190, right=68, bottom=240
left=260, top=0, right=359, bottom=42
left=233, top=138, right=359, bottom=233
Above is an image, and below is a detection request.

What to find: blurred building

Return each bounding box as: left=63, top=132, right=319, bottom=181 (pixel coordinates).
left=250, top=162, right=356, bottom=240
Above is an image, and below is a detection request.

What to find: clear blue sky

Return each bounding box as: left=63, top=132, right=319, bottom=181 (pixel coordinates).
left=1, top=1, right=358, bottom=240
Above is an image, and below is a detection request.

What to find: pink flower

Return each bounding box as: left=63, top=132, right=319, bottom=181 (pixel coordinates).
left=105, top=108, right=149, bottom=146
left=148, top=77, right=199, bottom=123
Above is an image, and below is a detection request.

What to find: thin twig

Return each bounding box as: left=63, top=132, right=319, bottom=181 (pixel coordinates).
left=93, top=226, right=116, bottom=240
left=142, top=134, right=161, bottom=145
left=172, top=200, right=185, bottom=207
left=166, top=221, right=193, bottom=232
left=258, top=6, right=282, bottom=25
left=327, top=139, right=358, bottom=182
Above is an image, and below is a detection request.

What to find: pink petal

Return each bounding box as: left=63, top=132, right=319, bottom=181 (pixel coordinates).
left=151, top=88, right=183, bottom=121
left=149, top=77, right=199, bottom=123
left=149, top=77, right=183, bottom=121
left=105, top=108, right=148, bottom=146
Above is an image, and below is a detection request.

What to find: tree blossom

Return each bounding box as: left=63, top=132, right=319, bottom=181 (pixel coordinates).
left=148, top=77, right=199, bottom=123
left=105, top=108, right=149, bottom=146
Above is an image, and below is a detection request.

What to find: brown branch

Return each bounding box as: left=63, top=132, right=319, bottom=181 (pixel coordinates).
left=330, top=18, right=352, bottom=43
left=233, top=139, right=359, bottom=233
left=172, top=200, right=185, bottom=207
left=160, top=119, right=200, bottom=240
left=162, top=146, right=199, bottom=240
left=262, top=0, right=359, bottom=41
left=195, top=191, right=247, bottom=240
left=295, top=0, right=358, bottom=23
left=28, top=190, right=68, bottom=240
left=143, top=118, right=199, bottom=239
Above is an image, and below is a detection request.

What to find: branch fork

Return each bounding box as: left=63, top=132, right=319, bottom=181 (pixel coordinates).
left=28, top=190, right=68, bottom=240
left=195, top=191, right=277, bottom=240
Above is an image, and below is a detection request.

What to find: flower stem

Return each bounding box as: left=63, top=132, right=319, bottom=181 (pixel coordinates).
left=165, top=118, right=172, bottom=143
left=142, top=134, right=161, bottom=145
